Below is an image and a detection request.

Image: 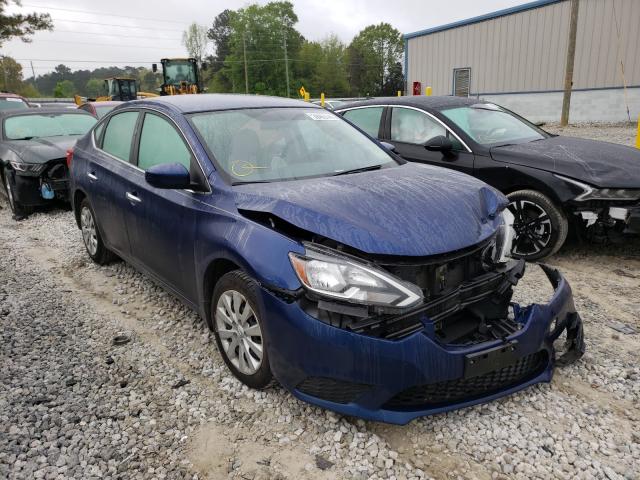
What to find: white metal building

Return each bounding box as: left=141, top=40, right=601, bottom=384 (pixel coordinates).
left=404, top=0, right=640, bottom=122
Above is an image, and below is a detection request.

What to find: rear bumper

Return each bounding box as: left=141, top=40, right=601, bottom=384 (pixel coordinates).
left=260, top=264, right=584, bottom=424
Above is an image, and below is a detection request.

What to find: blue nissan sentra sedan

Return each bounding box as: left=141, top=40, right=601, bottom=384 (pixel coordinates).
left=68, top=94, right=584, bottom=424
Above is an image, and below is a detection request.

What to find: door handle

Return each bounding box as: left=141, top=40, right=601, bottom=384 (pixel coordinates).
left=125, top=192, right=141, bottom=203
left=87, top=172, right=98, bottom=181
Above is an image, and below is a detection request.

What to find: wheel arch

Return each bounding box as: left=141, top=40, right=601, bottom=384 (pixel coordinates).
left=73, top=188, right=88, bottom=228
left=201, top=257, right=243, bottom=330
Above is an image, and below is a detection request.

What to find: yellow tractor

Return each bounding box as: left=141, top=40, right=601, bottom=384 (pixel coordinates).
left=74, top=77, right=158, bottom=105
left=153, top=58, right=203, bottom=95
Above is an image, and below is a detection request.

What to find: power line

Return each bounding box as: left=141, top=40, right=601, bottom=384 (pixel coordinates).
left=20, top=3, right=188, bottom=25
left=51, top=17, right=184, bottom=33
left=48, top=30, right=181, bottom=41
left=36, top=39, right=184, bottom=50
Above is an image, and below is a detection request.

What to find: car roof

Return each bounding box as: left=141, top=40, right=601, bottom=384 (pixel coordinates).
left=126, top=93, right=321, bottom=114
left=0, top=92, right=27, bottom=100
left=88, top=101, right=123, bottom=107
left=0, top=108, right=93, bottom=118
left=337, top=95, right=479, bottom=111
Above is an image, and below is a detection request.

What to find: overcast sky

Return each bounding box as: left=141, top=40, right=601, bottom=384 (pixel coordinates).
left=3, top=0, right=525, bottom=78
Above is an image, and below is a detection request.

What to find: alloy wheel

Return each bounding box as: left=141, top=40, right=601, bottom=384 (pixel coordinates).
left=80, top=206, right=98, bottom=256
left=215, top=290, right=263, bottom=375
left=508, top=199, right=552, bottom=256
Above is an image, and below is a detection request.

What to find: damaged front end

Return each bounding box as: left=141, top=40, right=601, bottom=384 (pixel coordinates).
left=8, top=159, right=70, bottom=205
left=265, top=230, right=585, bottom=424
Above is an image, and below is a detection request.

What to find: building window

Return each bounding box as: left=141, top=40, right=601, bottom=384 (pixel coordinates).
left=453, top=68, right=471, bottom=97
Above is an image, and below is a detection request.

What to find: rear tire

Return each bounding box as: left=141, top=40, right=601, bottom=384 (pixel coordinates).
left=507, top=190, right=568, bottom=261
left=3, top=167, right=31, bottom=220
left=211, top=271, right=273, bottom=389
left=79, top=197, right=115, bottom=265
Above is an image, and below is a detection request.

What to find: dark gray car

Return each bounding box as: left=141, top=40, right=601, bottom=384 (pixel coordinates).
left=0, top=109, right=96, bottom=219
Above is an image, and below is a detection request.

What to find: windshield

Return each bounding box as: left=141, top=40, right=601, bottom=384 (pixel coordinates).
left=0, top=97, right=29, bottom=111
left=441, top=104, right=546, bottom=146
left=4, top=114, right=97, bottom=140
left=190, top=107, right=396, bottom=184
left=164, top=61, right=196, bottom=85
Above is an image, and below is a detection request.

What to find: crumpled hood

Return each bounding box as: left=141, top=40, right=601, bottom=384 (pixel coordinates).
left=4, top=136, right=77, bottom=164
left=233, top=163, right=507, bottom=257
left=490, top=136, right=640, bottom=188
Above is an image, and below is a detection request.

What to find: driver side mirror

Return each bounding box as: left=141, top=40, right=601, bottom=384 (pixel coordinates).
left=145, top=163, right=191, bottom=189
left=424, top=135, right=454, bottom=152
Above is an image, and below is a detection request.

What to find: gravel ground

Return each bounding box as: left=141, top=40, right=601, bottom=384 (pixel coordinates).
left=1, top=124, right=639, bottom=480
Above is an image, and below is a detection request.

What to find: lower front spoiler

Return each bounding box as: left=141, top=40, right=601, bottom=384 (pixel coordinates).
left=262, top=264, right=585, bottom=425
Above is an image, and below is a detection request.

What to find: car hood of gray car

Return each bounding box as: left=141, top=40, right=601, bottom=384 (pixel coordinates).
left=2, top=136, right=77, bottom=164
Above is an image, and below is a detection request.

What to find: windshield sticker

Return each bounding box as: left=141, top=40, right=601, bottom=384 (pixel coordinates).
left=231, top=160, right=270, bottom=177
left=305, top=112, right=338, bottom=121
left=4, top=97, right=23, bottom=102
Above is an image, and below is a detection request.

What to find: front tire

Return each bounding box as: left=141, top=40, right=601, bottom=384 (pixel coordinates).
left=507, top=189, right=568, bottom=261
left=3, top=167, right=31, bottom=220
left=212, top=271, right=272, bottom=389
left=79, top=198, right=114, bottom=265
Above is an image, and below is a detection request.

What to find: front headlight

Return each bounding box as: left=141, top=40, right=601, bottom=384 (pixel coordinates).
left=9, top=161, right=45, bottom=175
left=289, top=244, right=423, bottom=309
left=555, top=174, right=640, bottom=202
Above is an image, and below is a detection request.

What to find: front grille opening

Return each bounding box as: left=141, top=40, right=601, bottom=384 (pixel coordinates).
left=434, top=296, right=523, bottom=346
left=384, top=350, right=548, bottom=410
left=296, top=377, right=372, bottom=404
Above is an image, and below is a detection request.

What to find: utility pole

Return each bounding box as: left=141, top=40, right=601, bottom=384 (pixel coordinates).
left=283, top=26, right=290, bottom=98
left=30, top=61, right=36, bottom=80
left=242, top=32, right=249, bottom=94
left=561, top=0, right=579, bottom=126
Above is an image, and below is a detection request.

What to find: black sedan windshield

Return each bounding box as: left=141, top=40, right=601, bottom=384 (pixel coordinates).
left=441, top=103, right=547, bottom=146
left=4, top=113, right=96, bottom=140
left=190, top=107, right=395, bottom=183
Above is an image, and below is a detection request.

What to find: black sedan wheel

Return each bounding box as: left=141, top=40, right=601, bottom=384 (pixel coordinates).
left=211, top=270, right=273, bottom=389
left=3, top=167, right=31, bottom=220
left=507, top=190, right=568, bottom=261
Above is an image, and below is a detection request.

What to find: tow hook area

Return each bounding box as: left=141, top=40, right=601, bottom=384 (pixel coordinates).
left=539, top=263, right=586, bottom=366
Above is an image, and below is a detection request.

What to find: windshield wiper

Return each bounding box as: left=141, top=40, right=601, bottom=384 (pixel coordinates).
left=231, top=180, right=274, bottom=186
left=12, top=136, right=34, bottom=140
left=332, top=165, right=382, bottom=176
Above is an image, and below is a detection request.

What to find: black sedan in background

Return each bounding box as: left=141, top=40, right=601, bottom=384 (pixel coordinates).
left=337, top=97, right=640, bottom=260
left=0, top=109, right=96, bottom=220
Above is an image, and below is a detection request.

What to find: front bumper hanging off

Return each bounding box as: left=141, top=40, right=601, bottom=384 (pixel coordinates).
left=260, top=263, right=585, bottom=425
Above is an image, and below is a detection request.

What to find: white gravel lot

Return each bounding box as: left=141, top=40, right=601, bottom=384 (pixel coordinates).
left=1, top=124, right=639, bottom=480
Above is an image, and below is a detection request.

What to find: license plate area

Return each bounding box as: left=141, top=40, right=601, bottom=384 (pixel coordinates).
left=464, top=340, right=519, bottom=378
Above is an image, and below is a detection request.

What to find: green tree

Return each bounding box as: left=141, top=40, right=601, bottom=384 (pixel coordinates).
left=182, top=22, right=209, bottom=65
left=0, top=0, right=52, bottom=46
left=85, top=78, right=103, bottom=98
left=206, top=9, right=233, bottom=91
left=53, top=79, right=75, bottom=98
left=347, top=23, right=403, bottom=96
left=0, top=55, right=24, bottom=91
left=224, top=1, right=304, bottom=96
left=17, top=82, right=38, bottom=97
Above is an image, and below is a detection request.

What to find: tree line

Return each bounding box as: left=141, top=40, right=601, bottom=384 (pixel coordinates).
left=1, top=0, right=404, bottom=99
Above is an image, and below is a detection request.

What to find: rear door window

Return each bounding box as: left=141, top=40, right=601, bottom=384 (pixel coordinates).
left=102, top=111, right=138, bottom=162
left=342, top=107, right=384, bottom=138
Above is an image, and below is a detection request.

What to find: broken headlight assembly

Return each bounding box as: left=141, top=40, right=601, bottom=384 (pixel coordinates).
left=555, top=174, right=640, bottom=202
left=482, top=209, right=516, bottom=267
left=9, top=160, right=46, bottom=176
left=289, top=243, right=423, bottom=310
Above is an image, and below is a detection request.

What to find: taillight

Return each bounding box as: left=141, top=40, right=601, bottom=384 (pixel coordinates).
left=66, top=148, right=73, bottom=168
